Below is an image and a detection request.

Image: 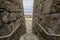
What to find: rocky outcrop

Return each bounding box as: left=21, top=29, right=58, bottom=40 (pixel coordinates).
left=33, top=0, right=60, bottom=40
left=0, top=0, right=26, bottom=40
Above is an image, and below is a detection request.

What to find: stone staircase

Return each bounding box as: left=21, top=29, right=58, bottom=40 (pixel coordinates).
left=20, top=18, right=39, bottom=40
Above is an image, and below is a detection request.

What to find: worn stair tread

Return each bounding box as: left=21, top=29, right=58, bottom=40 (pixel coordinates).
left=20, top=33, right=39, bottom=40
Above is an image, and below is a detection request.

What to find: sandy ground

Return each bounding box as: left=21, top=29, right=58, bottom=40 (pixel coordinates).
left=20, top=18, right=39, bottom=40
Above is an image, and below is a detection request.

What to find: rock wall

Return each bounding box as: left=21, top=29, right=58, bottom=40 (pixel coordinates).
left=0, top=0, right=26, bottom=40
left=32, top=0, right=60, bottom=40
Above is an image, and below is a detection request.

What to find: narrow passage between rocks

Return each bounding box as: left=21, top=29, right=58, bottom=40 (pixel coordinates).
left=20, top=17, right=39, bottom=40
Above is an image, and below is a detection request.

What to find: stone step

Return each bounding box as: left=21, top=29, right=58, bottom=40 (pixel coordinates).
left=20, top=33, right=39, bottom=40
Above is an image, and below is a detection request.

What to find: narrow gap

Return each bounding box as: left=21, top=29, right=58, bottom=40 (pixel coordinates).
left=23, top=0, right=33, bottom=33
left=20, top=0, right=39, bottom=40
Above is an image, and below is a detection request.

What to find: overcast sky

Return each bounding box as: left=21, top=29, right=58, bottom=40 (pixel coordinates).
left=23, top=0, right=34, bottom=13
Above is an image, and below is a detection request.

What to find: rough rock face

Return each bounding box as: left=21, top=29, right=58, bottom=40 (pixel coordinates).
left=33, top=0, right=60, bottom=40
left=0, top=0, right=26, bottom=40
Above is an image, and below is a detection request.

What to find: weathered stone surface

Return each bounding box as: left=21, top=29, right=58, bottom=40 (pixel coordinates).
left=33, top=0, right=60, bottom=40
left=0, top=0, right=26, bottom=40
